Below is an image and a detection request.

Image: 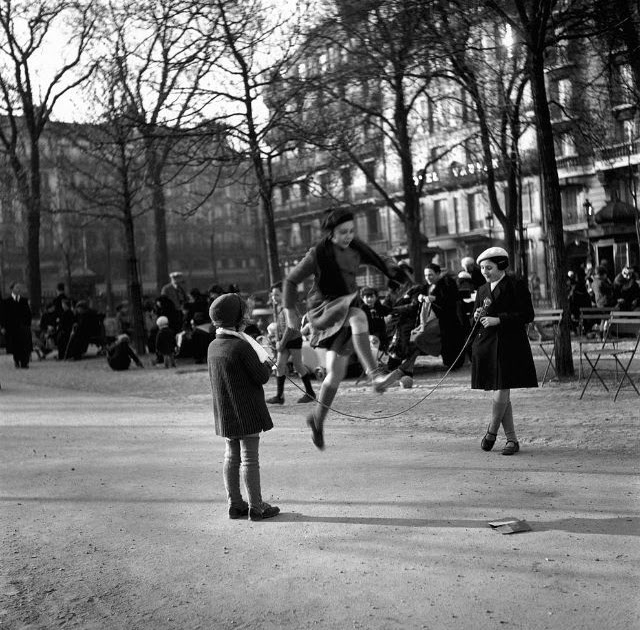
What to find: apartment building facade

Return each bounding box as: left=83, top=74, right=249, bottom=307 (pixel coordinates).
left=269, top=14, right=639, bottom=300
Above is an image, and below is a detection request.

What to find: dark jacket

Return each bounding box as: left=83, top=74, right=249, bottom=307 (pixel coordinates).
left=471, top=275, right=538, bottom=390
left=420, top=275, right=465, bottom=368
left=107, top=341, right=143, bottom=371
left=156, top=327, right=176, bottom=356
left=2, top=295, right=33, bottom=355
left=207, top=334, right=273, bottom=437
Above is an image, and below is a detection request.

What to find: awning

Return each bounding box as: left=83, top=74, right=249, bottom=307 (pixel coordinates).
left=593, top=200, right=638, bottom=225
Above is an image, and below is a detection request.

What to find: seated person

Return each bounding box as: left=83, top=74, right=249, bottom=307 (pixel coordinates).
left=191, top=312, right=215, bottom=364
left=107, top=334, right=144, bottom=371
left=361, top=286, right=391, bottom=352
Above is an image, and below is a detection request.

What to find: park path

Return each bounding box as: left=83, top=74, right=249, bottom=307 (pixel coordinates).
left=1, top=354, right=639, bottom=629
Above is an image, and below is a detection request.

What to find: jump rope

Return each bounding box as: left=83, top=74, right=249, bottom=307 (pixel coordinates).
left=267, top=297, right=492, bottom=421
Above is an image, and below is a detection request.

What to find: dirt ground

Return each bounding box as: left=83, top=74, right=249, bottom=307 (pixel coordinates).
left=1, top=350, right=639, bottom=630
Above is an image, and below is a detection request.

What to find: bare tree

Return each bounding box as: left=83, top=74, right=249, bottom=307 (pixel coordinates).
left=56, top=75, right=150, bottom=353
left=101, top=0, right=224, bottom=292
left=484, top=0, right=588, bottom=378
left=431, top=3, right=532, bottom=276
left=203, top=0, right=311, bottom=285
left=285, top=0, right=448, bottom=273
left=0, top=0, right=97, bottom=313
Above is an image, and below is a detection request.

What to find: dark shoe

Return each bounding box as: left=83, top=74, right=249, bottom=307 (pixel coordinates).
left=306, top=414, right=324, bottom=450
left=502, top=440, right=520, bottom=455
left=296, top=392, right=316, bottom=403
left=266, top=395, right=284, bottom=405
left=228, top=504, right=249, bottom=520
left=481, top=431, right=497, bottom=451
left=249, top=503, right=280, bottom=521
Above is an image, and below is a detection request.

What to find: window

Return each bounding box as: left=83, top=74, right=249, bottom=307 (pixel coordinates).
left=560, top=187, right=579, bottom=224
left=555, top=133, right=576, bottom=157
left=612, top=64, right=635, bottom=107
left=615, top=117, right=637, bottom=143
left=362, top=160, right=375, bottom=191
left=558, top=78, right=572, bottom=109
left=468, top=192, right=484, bottom=230
left=319, top=171, right=330, bottom=192
left=281, top=186, right=290, bottom=204
left=434, top=199, right=449, bottom=236
left=366, top=210, right=381, bottom=240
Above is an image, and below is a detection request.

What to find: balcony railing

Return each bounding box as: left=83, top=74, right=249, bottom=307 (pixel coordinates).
left=555, top=154, right=592, bottom=171
left=596, top=140, right=640, bottom=162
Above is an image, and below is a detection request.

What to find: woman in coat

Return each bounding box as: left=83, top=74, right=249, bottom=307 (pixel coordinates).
left=472, top=247, right=538, bottom=455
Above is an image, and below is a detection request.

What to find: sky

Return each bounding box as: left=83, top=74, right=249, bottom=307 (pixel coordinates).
left=0, top=0, right=314, bottom=124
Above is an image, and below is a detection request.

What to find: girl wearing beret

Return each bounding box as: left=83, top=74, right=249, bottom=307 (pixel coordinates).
left=282, top=208, right=401, bottom=449
left=472, top=247, right=538, bottom=455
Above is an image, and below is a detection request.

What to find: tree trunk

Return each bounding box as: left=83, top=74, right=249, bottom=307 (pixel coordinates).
left=122, top=198, right=147, bottom=355
left=147, top=150, right=169, bottom=293
left=15, top=141, right=42, bottom=316
left=394, top=83, right=424, bottom=274
left=529, top=51, right=574, bottom=378
left=261, top=191, right=281, bottom=286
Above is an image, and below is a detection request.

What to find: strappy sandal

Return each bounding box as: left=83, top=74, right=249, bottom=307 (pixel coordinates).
left=481, top=431, right=497, bottom=451
left=502, top=440, right=520, bottom=456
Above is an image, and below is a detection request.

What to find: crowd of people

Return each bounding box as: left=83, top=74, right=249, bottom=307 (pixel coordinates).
left=0, top=275, right=251, bottom=371
left=567, top=262, right=640, bottom=332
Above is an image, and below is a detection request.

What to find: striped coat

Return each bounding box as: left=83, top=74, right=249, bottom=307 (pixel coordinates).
left=207, top=334, right=274, bottom=437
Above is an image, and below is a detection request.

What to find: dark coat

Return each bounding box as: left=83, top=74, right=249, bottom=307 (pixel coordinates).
left=107, top=341, right=143, bottom=371
left=156, top=326, right=176, bottom=356
left=2, top=296, right=33, bottom=356
left=420, top=275, right=465, bottom=368
left=471, top=275, right=538, bottom=390
left=207, top=334, right=273, bottom=437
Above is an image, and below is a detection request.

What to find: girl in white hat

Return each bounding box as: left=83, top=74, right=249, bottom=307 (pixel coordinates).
left=471, top=247, right=538, bottom=455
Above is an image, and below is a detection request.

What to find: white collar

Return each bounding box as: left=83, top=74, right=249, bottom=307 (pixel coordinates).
left=216, top=328, right=270, bottom=363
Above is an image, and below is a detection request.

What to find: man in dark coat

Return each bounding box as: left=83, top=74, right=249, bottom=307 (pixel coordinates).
left=1, top=282, right=33, bottom=368
left=421, top=263, right=465, bottom=369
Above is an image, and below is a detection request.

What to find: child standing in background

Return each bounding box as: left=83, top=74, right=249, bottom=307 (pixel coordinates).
left=266, top=282, right=316, bottom=405
left=155, top=316, right=176, bottom=368
left=208, top=293, right=280, bottom=521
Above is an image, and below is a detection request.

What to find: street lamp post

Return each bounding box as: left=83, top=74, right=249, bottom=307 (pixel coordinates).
left=582, top=199, right=593, bottom=265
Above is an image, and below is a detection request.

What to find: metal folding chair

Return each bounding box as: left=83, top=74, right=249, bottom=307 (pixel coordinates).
left=579, top=311, right=640, bottom=401
left=575, top=307, right=614, bottom=380
left=530, top=309, right=563, bottom=386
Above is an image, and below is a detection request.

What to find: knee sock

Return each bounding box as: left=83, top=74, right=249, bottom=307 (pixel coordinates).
left=301, top=372, right=315, bottom=396
left=501, top=401, right=517, bottom=442
left=312, top=384, right=338, bottom=433
left=240, top=436, right=262, bottom=510
left=488, top=399, right=509, bottom=435
left=275, top=375, right=285, bottom=399
left=352, top=331, right=377, bottom=374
